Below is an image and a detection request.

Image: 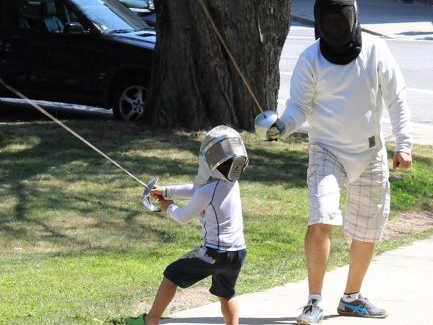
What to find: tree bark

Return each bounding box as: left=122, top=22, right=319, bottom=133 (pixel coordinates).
left=144, top=0, right=291, bottom=131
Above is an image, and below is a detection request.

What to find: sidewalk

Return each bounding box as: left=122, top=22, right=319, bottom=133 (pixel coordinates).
left=160, top=2, right=433, bottom=325
left=291, top=0, right=433, bottom=41
left=163, top=237, right=433, bottom=325
left=383, top=119, right=433, bottom=145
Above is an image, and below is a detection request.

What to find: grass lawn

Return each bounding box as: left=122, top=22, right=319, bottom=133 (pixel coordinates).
left=0, top=120, right=432, bottom=325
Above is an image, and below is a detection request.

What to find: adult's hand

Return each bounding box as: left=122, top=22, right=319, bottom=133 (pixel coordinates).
left=393, top=151, right=412, bottom=169
left=266, top=126, right=281, bottom=141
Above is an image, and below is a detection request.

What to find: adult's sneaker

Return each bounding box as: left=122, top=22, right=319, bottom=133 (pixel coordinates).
left=337, top=294, right=387, bottom=318
left=296, top=299, right=324, bottom=324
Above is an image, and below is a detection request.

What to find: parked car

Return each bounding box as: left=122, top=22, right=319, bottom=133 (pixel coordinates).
left=119, top=0, right=154, bottom=11
left=118, top=0, right=155, bottom=27
left=0, top=0, right=156, bottom=121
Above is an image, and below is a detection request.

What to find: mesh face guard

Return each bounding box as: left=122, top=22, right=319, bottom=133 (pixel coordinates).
left=203, top=135, right=248, bottom=181
left=316, top=6, right=355, bottom=48
left=227, top=156, right=248, bottom=181
left=199, top=126, right=248, bottom=182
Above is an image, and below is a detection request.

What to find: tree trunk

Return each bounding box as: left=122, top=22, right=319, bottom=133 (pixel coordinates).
left=144, top=0, right=291, bottom=131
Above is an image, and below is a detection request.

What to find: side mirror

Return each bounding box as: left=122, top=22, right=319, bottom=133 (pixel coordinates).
left=64, top=22, right=85, bottom=35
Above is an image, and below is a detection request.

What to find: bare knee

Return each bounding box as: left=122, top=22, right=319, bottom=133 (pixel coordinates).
left=219, top=297, right=239, bottom=325
left=307, top=224, right=331, bottom=240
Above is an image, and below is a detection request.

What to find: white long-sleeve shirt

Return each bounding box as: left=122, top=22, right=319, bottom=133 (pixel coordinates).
left=163, top=180, right=246, bottom=251
left=281, top=32, right=412, bottom=181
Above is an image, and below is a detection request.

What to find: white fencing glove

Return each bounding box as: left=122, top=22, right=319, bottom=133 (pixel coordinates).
left=266, top=119, right=286, bottom=141
left=255, top=110, right=286, bottom=141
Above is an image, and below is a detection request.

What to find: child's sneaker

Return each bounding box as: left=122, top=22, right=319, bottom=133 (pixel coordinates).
left=337, top=294, right=387, bottom=318
left=296, top=299, right=324, bottom=324
left=124, top=314, right=148, bottom=325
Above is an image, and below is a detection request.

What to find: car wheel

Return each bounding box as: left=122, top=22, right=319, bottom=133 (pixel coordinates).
left=112, top=77, right=148, bottom=121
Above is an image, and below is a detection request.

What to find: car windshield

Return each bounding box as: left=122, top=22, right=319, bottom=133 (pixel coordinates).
left=70, top=0, right=149, bottom=33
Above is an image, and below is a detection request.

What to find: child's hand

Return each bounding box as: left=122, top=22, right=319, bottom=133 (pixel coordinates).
left=150, top=185, right=164, bottom=200
left=159, top=199, right=174, bottom=213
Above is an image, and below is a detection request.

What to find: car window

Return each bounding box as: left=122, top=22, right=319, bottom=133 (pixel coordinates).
left=118, top=0, right=154, bottom=11
left=15, top=0, right=82, bottom=33
left=70, top=0, right=148, bottom=33
left=0, top=0, right=37, bottom=28
left=0, top=1, right=17, bottom=26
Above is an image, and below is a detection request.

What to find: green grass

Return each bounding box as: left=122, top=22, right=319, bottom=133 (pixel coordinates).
left=0, top=120, right=432, bottom=324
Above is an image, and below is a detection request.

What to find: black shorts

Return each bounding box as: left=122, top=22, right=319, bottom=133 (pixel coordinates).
left=163, top=246, right=247, bottom=299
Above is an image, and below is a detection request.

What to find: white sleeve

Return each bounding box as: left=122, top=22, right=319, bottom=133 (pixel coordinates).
left=377, top=41, right=413, bottom=153
left=388, top=88, right=413, bottom=154
left=166, top=187, right=210, bottom=224
left=279, top=55, right=311, bottom=135
left=163, top=184, right=196, bottom=199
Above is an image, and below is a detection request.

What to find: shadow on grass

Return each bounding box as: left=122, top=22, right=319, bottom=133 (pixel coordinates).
left=0, top=122, right=309, bottom=255
left=245, top=146, right=308, bottom=188
left=2, top=122, right=432, bottom=256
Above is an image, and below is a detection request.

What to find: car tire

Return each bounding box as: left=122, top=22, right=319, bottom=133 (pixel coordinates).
left=112, top=77, right=149, bottom=121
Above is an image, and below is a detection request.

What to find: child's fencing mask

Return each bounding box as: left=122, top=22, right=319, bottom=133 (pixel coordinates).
left=194, top=126, right=248, bottom=187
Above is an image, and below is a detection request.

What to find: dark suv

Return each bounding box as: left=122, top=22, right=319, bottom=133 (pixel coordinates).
left=0, top=0, right=155, bottom=121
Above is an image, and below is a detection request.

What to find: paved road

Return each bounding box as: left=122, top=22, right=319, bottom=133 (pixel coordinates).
left=278, top=16, right=433, bottom=145
left=279, top=24, right=433, bottom=124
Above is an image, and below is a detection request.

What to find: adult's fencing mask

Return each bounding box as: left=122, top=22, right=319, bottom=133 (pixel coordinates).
left=194, top=125, right=248, bottom=187
left=314, top=0, right=362, bottom=65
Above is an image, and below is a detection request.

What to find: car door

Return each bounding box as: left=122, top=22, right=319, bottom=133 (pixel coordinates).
left=29, top=0, right=110, bottom=105
left=0, top=0, right=109, bottom=105
left=28, top=0, right=109, bottom=104
left=0, top=0, right=35, bottom=97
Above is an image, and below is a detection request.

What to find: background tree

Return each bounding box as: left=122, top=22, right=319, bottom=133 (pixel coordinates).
left=144, top=0, right=291, bottom=130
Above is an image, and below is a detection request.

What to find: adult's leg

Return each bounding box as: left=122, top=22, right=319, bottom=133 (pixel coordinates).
left=305, top=223, right=332, bottom=295
left=344, top=156, right=390, bottom=294
left=146, top=277, right=177, bottom=325
left=219, top=296, right=239, bottom=325
left=337, top=240, right=387, bottom=319
left=298, top=145, right=346, bottom=323
left=345, top=239, right=375, bottom=294
left=336, top=156, right=389, bottom=317
left=305, top=145, right=346, bottom=296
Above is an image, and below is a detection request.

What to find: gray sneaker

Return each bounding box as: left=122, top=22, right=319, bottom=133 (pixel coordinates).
left=296, top=299, right=324, bottom=325
left=337, top=294, right=387, bottom=318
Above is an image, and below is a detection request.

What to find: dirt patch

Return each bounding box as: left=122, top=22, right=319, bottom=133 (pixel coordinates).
left=132, top=286, right=214, bottom=316
left=383, top=210, right=433, bottom=239
left=166, top=287, right=214, bottom=313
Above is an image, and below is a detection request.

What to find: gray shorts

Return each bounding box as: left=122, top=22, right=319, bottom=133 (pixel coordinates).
left=307, top=144, right=390, bottom=242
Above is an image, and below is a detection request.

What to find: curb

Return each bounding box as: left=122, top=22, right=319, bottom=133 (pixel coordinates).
left=291, top=15, right=394, bottom=39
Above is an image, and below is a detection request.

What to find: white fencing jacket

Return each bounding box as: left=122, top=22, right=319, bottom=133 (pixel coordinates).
left=281, top=32, right=412, bottom=181
left=163, top=180, right=246, bottom=251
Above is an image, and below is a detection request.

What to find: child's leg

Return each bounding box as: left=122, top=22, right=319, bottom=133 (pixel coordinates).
left=218, top=296, right=239, bottom=325
left=146, top=277, right=177, bottom=325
